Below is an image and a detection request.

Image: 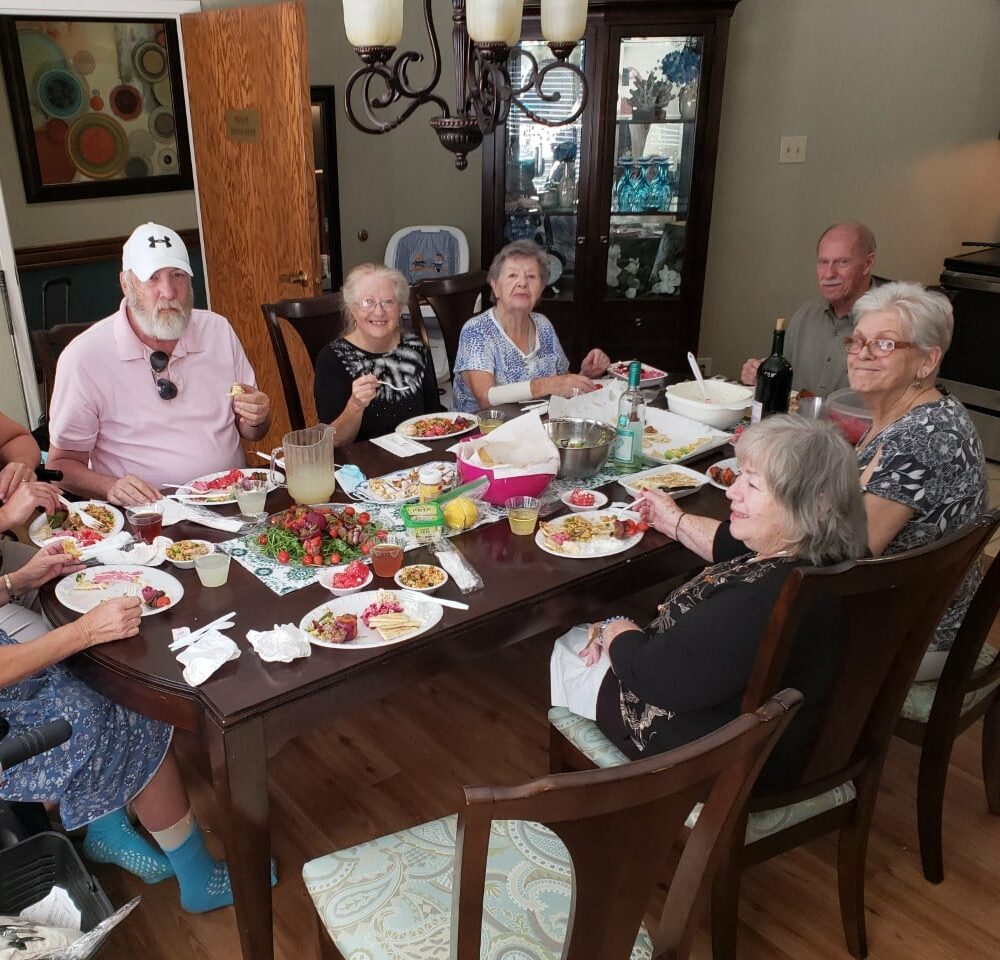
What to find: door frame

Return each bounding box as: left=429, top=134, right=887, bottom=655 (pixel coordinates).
left=0, top=0, right=201, bottom=425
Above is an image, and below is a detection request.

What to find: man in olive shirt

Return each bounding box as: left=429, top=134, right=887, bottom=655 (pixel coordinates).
left=741, top=221, right=877, bottom=395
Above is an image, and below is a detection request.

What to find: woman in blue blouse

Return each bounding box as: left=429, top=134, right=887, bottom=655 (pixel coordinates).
left=453, top=241, right=610, bottom=412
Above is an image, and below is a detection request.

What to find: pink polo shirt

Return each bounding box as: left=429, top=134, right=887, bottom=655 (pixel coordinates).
left=49, top=302, right=257, bottom=488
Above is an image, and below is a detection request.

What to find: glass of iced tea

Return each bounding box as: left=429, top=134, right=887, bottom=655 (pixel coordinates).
left=506, top=496, right=540, bottom=536
left=126, top=502, right=164, bottom=544
left=371, top=536, right=405, bottom=578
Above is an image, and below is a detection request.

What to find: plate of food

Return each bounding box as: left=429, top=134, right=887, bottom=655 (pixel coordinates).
left=536, top=509, right=646, bottom=558
left=172, top=468, right=278, bottom=505
left=608, top=360, right=668, bottom=387
left=353, top=462, right=458, bottom=505
left=394, top=564, right=448, bottom=593
left=706, top=457, right=741, bottom=490
left=619, top=464, right=708, bottom=501
left=395, top=412, right=477, bottom=440
left=163, top=539, right=214, bottom=569
left=29, top=501, right=124, bottom=548
left=299, top=588, right=443, bottom=649
left=54, top=564, right=183, bottom=617
left=640, top=409, right=732, bottom=466
left=254, top=504, right=389, bottom=567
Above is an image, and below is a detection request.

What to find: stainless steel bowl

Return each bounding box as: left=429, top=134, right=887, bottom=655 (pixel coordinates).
left=545, top=418, right=616, bottom=478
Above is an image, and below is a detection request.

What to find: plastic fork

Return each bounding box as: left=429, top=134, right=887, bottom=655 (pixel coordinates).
left=58, top=496, right=103, bottom=530
left=377, top=380, right=408, bottom=392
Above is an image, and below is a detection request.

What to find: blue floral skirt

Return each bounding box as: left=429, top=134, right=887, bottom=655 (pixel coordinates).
left=0, top=632, right=172, bottom=830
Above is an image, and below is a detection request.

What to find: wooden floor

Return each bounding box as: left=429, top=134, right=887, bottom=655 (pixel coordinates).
left=86, top=616, right=1000, bottom=960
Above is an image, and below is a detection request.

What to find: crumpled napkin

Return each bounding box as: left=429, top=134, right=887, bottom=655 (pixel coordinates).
left=335, top=464, right=366, bottom=496
left=161, top=498, right=243, bottom=532
left=246, top=623, right=312, bottom=662
left=89, top=534, right=168, bottom=566
left=174, top=629, right=241, bottom=685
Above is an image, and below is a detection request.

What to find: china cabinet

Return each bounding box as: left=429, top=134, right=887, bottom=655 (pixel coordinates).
left=481, top=1, right=741, bottom=371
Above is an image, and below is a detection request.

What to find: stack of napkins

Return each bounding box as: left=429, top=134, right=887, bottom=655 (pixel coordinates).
left=161, top=499, right=243, bottom=532
left=548, top=379, right=624, bottom=422
left=451, top=411, right=559, bottom=479
left=246, top=624, right=312, bottom=662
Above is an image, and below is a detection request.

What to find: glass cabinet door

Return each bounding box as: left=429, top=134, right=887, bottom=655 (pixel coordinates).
left=501, top=40, right=587, bottom=298
left=606, top=36, right=702, bottom=303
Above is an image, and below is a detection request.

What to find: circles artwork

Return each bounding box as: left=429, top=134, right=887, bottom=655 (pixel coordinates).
left=125, top=156, right=151, bottom=178
left=132, top=40, right=168, bottom=82
left=71, top=49, right=96, bottom=76
left=68, top=113, right=128, bottom=180
left=154, top=148, right=178, bottom=174
left=127, top=128, right=155, bottom=159
left=36, top=69, right=83, bottom=119
left=149, top=107, right=175, bottom=142
left=110, top=84, right=143, bottom=121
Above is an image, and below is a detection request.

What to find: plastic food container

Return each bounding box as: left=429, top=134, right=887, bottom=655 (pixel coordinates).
left=401, top=501, right=445, bottom=544
left=665, top=380, right=754, bottom=430
left=824, top=388, right=873, bottom=445
left=455, top=453, right=554, bottom=506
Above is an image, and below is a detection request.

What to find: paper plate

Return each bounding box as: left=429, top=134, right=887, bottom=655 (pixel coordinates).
left=536, top=509, right=645, bottom=559
left=55, top=565, right=183, bottom=618
left=173, top=468, right=279, bottom=506
left=394, top=412, right=477, bottom=440
left=706, top=457, right=741, bottom=491
left=300, top=590, right=443, bottom=649
left=29, top=501, right=125, bottom=547
left=618, top=463, right=708, bottom=500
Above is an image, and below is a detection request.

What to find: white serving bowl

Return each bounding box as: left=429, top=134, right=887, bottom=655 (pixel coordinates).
left=394, top=564, right=449, bottom=593
left=317, top=564, right=373, bottom=596
left=559, top=489, right=609, bottom=513
left=665, top=380, right=754, bottom=430
left=163, top=538, right=214, bottom=569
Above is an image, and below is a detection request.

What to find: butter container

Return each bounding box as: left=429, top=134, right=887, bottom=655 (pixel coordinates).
left=401, top=501, right=445, bottom=544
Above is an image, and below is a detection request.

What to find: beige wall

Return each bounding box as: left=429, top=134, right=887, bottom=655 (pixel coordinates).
left=699, top=0, right=1000, bottom=378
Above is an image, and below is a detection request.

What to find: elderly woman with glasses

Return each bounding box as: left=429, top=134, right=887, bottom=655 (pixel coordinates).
left=551, top=417, right=867, bottom=787
left=314, top=263, right=442, bottom=444
left=452, top=240, right=610, bottom=413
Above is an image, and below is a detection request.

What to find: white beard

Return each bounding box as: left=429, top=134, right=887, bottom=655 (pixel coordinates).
left=126, top=278, right=192, bottom=341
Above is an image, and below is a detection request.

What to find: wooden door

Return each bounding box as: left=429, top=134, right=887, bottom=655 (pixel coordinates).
left=181, top=1, right=319, bottom=455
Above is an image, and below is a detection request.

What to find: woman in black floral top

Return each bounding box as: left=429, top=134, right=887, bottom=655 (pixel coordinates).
left=550, top=417, right=867, bottom=787
left=847, top=282, right=988, bottom=679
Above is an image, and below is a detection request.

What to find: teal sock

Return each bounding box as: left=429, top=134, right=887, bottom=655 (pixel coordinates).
left=82, top=808, right=174, bottom=884
left=161, top=823, right=277, bottom=914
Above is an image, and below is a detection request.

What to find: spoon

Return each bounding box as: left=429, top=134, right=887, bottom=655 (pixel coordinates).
left=58, top=495, right=104, bottom=530
left=377, top=380, right=408, bottom=392
left=687, top=352, right=710, bottom=402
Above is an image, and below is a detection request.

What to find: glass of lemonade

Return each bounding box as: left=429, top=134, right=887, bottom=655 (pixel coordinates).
left=235, top=477, right=268, bottom=520
left=194, top=552, right=231, bottom=588
left=506, top=496, right=540, bottom=536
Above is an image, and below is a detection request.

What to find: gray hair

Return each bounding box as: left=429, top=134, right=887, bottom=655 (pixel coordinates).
left=341, top=263, right=410, bottom=331
left=852, top=280, right=953, bottom=353
left=487, top=240, right=550, bottom=292
left=736, top=416, right=868, bottom=566
left=817, top=221, right=877, bottom=257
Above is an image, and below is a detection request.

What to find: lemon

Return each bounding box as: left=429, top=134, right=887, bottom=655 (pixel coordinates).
left=443, top=497, right=478, bottom=530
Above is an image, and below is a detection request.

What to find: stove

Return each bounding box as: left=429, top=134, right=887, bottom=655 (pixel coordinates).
left=939, top=244, right=1000, bottom=462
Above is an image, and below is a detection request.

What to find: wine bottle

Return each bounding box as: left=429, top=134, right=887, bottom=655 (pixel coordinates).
left=612, top=361, right=647, bottom=473
left=751, top=318, right=793, bottom=422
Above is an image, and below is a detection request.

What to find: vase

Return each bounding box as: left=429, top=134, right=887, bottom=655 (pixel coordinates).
left=678, top=84, right=697, bottom=120
left=632, top=106, right=665, bottom=123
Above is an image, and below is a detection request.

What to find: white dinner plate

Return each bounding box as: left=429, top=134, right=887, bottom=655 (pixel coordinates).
left=535, top=509, right=645, bottom=559
left=394, top=412, right=478, bottom=441
left=29, top=501, right=124, bottom=547
left=640, top=408, right=732, bottom=466
left=706, top=457, right=741, bottom=491
left=299, top=589, right=443, bottom=649
left=619, top=463, right=709, bottom=500
left=172, top=468, right=279, bottom=506
left=55, top=564, right=183, bottom=617
left=353, top=461, right=458, bottom=504
left=608, top=360, right=668, bottom=388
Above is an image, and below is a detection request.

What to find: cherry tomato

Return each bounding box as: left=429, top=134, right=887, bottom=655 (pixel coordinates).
left=329, top=552, right=341, bottom=564
left=343, top=506, right=355, bottom=517
left=358, top=512, right=371, bottom=525
left=302, top=555, right=312, bottom=566
left=325, top=555, right=335, bottom=565
left=277, top=550, right=290, bottom=564
left=637, top=520, right=650, bottom=532
left=258, top=534, right=268, bottom=545
left=360, top=540, right=372, bottom=555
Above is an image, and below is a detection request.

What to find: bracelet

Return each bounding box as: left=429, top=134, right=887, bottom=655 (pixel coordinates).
left=673, top=512, right=686, bottom=540
left=598, top=615, right=635, bottom=648
left=2, top=573, right=20, bottom=603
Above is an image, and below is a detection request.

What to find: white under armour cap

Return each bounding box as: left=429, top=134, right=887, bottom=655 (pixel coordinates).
left=122, top=222, right=193, bottom=282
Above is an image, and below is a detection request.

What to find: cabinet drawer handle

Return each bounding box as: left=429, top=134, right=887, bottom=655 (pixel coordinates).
left=634, top=317, right=643, bottom=328
left=600, top=235, right=609, bottom=245
left=576, top=236, right=585, bottom=246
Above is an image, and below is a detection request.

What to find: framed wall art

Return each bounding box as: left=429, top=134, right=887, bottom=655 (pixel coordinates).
left=0, top=16, right=193, bottom=202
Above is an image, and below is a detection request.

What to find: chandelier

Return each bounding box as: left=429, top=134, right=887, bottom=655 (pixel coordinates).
left=341, top=0, right=589, bottom=170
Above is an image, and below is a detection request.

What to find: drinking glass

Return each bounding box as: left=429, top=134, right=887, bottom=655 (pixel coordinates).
left=126, top=502, right=164, bottom=544
left=194, top=552, right=231, bottom=588
left=506, top=496, right=541, bottom=536
left=235, top=477, right=268, bottom=520
left=371, top=535, right=405, bottom=578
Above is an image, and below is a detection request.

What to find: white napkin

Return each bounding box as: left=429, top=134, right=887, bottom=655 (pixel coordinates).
left=370, top=433, right=432, bottom=457
left=89, top=535, right=168, bottom=566
left=161, top=498, right=242, bottom=532
left=169, top=614, right=237, bottom=651
left=175, top=629, right=241, bottom=685
left=550, top=623, right=611, bottom=721
left=246, top=623, right=312, bottom=662
left=451, top=411, right=559, bottom=480
left=548, top=380, right=624, bottom=422
left=51, top=530, right=132, bottom=563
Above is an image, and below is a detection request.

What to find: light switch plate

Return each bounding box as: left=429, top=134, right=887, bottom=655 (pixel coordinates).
left=779, top=136, right=807, bottom=164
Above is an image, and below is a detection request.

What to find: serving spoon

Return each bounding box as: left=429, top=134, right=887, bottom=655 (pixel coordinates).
left=687, top=351, right=711, bottom=401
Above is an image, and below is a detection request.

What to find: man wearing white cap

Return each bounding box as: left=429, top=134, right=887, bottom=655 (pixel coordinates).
left=47, top=222, right=271, bottom=505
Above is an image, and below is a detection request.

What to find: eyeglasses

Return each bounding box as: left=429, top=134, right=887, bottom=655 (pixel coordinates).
left=356, top=297, right=399, bottom=313
left=149, top=350, right=178, bottom=400
left=842, top=335, right=916, bottom=358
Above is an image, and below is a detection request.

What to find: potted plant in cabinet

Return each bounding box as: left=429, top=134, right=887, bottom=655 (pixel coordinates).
left=628, top=71, right=673, bottom=123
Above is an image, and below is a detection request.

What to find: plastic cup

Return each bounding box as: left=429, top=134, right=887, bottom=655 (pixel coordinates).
left=476, top=408, right=506, bottom=433
left=126, top=502, right=164, bottom=544
left=194, top=551, right=231, bottom=588
left=371, top=535, right=405, bottom=578
left=796, top=396, right=825, bottom=419
left=235, top=477, right=268, bottom=519
left=506, top=496, right=540, bottom=536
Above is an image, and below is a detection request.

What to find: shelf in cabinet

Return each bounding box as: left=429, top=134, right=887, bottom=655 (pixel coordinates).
left=615, top=117, right=696, bottom=125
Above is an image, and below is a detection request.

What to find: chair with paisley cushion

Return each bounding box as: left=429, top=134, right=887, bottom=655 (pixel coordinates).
left=303, top=690, right=802, bottom=960
left=548, top=512, right=1000, bottom=960
left=895, top=538, right=1000, bottom=883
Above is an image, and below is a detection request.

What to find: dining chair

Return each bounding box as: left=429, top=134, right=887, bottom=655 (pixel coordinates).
left=547, top=511, right=1000, bottom=960
left=303, top=689, right=801, bottom=960
left=411, top=269, right=490, bottom=382
left=30, top=322, right=92, bottom=415
left=895, top=537, right=1000, bottom=883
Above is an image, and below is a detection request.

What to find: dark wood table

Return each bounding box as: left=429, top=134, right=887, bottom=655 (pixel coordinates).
left=42, top=440, right=731, bottom=960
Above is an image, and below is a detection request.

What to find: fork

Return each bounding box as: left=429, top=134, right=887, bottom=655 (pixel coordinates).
left=58, top=495, right=103, bottom=530
left=377, top=380, right=408, bottom=392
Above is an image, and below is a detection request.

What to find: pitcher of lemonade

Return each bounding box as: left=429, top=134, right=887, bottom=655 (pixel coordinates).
left=269, top=425, right=336, bottom=505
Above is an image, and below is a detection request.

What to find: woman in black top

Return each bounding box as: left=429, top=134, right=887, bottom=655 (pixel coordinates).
left=314, top=263, right=442, bottom=444
left=551, top=416, right=868, bottom=790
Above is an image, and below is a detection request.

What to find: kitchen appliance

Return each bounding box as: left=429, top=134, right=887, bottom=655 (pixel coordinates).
left=938, top=243, right=1000, bottom=462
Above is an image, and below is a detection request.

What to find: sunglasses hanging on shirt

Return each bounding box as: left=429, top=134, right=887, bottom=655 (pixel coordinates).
left=150, top=350, right=178, bottom=400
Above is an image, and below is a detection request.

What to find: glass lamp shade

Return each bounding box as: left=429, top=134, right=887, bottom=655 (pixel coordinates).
left=541, top=0, right=587, bottom=42
left=342, top=0, right=404, bottom=47
left=467, top=0, right=524, bottom=46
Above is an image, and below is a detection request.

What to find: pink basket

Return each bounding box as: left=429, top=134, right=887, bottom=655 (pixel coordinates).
left=456, top=455, right=554, bottom=506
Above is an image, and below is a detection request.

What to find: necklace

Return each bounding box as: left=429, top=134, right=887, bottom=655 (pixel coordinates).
left=749, top=549, right=793, bottom=562
left=856, top=385, right=938, bottom=454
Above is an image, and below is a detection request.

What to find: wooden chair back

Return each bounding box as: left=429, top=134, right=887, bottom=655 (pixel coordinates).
left=31, top=323, right=92, bottom=414
left=742, top=511, right=1000, bottom=805
left=451, top=690, right=802, bottom=960
left=411, top=269, right=489, bottom=379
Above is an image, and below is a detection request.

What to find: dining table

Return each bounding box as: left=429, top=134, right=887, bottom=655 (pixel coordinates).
left=41, top=433, right=733, bottom=960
